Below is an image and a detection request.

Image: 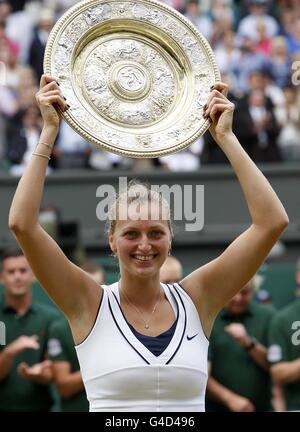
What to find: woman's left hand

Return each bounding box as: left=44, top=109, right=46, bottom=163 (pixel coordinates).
left=204, top=82, right=235, bottom=143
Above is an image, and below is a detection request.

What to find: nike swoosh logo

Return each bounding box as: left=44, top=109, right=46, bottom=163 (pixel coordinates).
left=187, top=333, right=198, bottom=341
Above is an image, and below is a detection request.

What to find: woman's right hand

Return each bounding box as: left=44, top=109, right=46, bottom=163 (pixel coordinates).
left=35, top=74, right=68, bottom=130
left=205, top=82, right=235, bottom=144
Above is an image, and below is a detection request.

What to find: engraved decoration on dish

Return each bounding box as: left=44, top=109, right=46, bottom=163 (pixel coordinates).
left=44, top=0, right=220, bottom=157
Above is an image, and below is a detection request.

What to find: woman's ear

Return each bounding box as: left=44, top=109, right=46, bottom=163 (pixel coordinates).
left=109, top=234, right=117, bottom=255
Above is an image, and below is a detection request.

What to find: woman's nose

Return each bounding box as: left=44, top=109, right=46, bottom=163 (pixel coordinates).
left=137, top=235, right=151, bottom=252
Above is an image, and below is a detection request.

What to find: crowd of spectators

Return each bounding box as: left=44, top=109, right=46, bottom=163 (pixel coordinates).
left=0, top=0, right=300, bottom=174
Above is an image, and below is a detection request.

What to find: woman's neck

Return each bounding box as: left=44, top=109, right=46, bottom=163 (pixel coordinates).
left=119, top=273, right=161, bottom=307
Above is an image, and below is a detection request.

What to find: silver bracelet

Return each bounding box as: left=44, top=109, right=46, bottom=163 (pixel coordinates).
left=37, top=142, right=53, bottom=150
left=32, top=152, right=51, bottom=161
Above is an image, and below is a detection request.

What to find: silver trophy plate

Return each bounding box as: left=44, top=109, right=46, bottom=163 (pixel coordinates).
left=44, top=0, right=220, bottom=158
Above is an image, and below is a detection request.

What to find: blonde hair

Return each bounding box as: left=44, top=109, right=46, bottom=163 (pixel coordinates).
left=106, top=180, right=174, bottom=237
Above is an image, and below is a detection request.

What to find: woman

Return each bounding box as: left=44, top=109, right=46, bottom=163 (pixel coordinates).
left=9, top=75, right=289, bottom=411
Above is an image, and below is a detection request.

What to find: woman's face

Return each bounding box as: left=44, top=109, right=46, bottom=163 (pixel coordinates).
left=109, top=202, right=171, bottom=279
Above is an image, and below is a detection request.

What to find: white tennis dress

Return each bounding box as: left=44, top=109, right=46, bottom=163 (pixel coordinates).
left=75, top=282, right=209, bottom=412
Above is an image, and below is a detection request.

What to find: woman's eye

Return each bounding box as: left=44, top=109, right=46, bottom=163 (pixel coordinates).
left=150, top=230, right=163, bottom=238
left=125, top=231, right=138, bottom=238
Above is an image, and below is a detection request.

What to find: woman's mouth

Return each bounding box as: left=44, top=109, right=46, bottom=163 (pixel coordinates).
left=132, top=254, right=157, bottom=262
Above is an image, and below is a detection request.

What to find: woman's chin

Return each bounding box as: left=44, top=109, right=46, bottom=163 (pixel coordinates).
left=133, top=264, right=157, bottom=278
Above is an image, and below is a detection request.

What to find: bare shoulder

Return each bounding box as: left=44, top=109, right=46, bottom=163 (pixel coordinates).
left=179, top=266, right=206, bottom=305
left=68, top=277, right=104, bottom=345
left=179, top=267, right=216, bottom=338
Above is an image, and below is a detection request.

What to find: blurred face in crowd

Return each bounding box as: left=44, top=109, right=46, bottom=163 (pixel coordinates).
left=0, top=43, right=18, bottom=68
left=22, top=106, right=42, bottom=129
left=241, top=37, right=255, bottom=53
left=0, top=2, right=11, bottom=21
left=281, top=8, right=296, bottom=30
left=283, top=87, right=296, bottom=105
left=1, top=256, right=34, bottom=298
left=256, top=20, right=267, bottom=39
left=248, top=71, right=266, bottom=91
left=19, top=68, right=37, bottom=87
left=0, top=43, right=9, bottom=64
left=249, top=88, right=266, bottom=107
left=223, top=30, right=235, bottom=49
left=160, top=257, right=182, bottom=284
left=186, top=1, right=199, bottom=17
left=271, top=37, right=288, bottom=57
left=226, top=281, right=254, bottom=315
left=293, top=19, right=300, bottom=40
left=212, top=0, right=232, bottom=10
left=39, top=16, right=54, bottom=33
left=249, top=2, right=267, bottom=16
left=18, top=84, right=39, bottom=110
left=88, top=270, right=105, bottom=285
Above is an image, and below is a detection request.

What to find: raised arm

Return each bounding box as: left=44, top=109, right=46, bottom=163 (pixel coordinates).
left=8, top=75, right=102, bottom=343
left=181, top=83, right=289, bottom=335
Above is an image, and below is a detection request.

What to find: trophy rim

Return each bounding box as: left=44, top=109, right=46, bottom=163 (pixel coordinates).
left=44, top=0, right=221, bottom=158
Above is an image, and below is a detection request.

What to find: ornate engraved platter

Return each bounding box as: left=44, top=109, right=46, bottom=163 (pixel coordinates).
left=44, top=0, right=220, bottom=158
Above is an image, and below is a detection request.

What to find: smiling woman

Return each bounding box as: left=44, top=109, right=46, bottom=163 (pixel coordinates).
left=8, top=74, right=289, bottom=411
left=106, top=182, right=174, bottom=332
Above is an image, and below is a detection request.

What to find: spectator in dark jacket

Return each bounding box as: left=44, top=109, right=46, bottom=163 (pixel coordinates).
left=28, top=9, right=54, bottom=81
left=6, top=105, right=44, bottom=175
left=238, top=88, right=282, bottom=163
